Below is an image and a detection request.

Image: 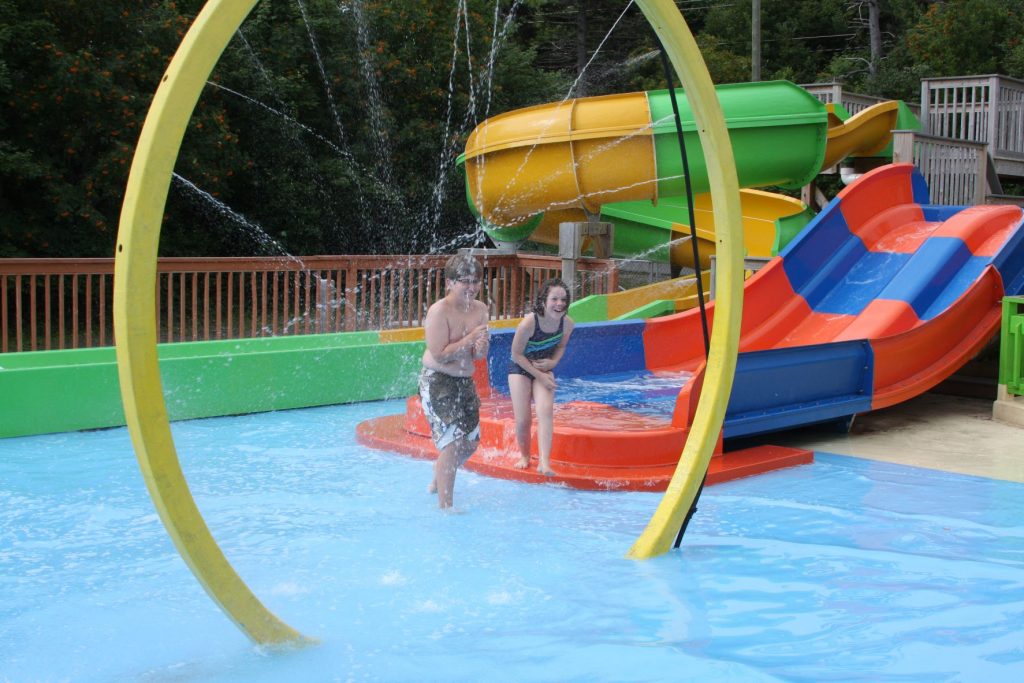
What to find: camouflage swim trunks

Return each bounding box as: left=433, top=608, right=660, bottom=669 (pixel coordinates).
left=418, top=367, right=481, bottom=454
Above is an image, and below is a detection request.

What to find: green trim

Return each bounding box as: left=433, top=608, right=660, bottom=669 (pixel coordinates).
left=0, top=333, right=422, bottom=438
left=615, top=299, right=676, bottom=320
left=772, top=204, right=815, bottom=255
left=999, top=296, right=1024, bottom=396
left=568, top=294, right=610, bottom=323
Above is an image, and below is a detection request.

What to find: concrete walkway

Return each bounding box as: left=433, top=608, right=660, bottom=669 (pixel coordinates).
left=771, top=392, right=1024, bottom=483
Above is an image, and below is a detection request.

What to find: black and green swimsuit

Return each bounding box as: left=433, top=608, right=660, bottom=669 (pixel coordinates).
left=509, top=314, right=564, bottom=378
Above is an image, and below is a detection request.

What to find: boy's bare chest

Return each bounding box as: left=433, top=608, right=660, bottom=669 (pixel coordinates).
left=446, top=310, right=479, bottom=340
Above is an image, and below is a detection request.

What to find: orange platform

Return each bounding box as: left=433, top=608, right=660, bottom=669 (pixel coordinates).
left=356, top=392, right=813, bottom=492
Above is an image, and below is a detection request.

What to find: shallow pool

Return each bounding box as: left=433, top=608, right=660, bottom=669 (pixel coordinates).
left=2, top=400, right=1023, bottom=682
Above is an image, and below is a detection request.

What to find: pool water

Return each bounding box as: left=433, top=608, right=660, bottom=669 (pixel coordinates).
left=555, top=370, right=692, bottom=418
left=2, top=399, right=1023, bottom=682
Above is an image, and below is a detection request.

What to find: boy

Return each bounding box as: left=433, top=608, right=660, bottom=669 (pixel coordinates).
left=419, top=253, right=489, bottom=509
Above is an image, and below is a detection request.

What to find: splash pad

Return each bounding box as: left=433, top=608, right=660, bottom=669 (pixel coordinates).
left=113, top=0, right=746, bottom=645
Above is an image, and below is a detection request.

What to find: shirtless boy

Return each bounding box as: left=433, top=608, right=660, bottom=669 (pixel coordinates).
left=419, top=253, right=490, bottom=509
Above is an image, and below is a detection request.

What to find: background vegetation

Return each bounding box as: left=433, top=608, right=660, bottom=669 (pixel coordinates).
left=2, top=0, right=1023, bottom=258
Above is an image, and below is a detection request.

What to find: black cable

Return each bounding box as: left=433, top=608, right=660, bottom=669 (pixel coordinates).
left=656, top=43, right=710, bottom=357
left=655, top=40, right=711, bottom=549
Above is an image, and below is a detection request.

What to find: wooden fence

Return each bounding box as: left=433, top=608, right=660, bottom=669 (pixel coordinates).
left=920, top=75, right=1024, bottom=177
left=892, top=130, right=988, bottom=206
left=801, top=82, right=921, bottom=118
left=0, top=253, right=618, bottom=353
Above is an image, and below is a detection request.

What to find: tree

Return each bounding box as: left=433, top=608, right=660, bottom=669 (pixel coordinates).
left=0, top=0, right=567, bottom=257
left=907, top=0, right=1024, bottom=77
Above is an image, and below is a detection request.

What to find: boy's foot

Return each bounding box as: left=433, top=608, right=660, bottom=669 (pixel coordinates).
left=513, top=456, right=530, bottom=470
left=537, top=466, right=555, bottom=477
left=428, top=479, right=437, bottom=494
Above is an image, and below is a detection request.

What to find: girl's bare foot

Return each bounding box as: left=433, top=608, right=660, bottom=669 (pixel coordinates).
left=428, top=479, right=437, bottom=494
left=513, top=456, right=530, bottom=470
left=538, top=467, right=555, bottom=477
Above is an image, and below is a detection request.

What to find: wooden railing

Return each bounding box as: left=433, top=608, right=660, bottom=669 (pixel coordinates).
left=892, top=130, right=988, bottom=205
left=0, top=253, right=618, bottom=353
left=920, top=75, right=1024, bottom=177
left=801, top=82, right=921, bottom=118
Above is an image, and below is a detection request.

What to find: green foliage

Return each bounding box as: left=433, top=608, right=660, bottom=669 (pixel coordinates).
left=1, top=1, right=207, bottom=257
left=1, top=0, right=568, bottom=257
left=3, top=0, right=1024, bottom=259
left=907, top=0, right=1024, bottom=77
left=701, top=0, right=850, bottom=84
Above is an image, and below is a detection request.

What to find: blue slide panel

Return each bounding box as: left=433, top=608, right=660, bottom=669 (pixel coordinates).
left=994, top=218, right=1024, bottom=296
left=875, top=237, right=980, bottom=320
left=780, top=196, right=853, bottom=292
left=810, top=250, right=910, bottom=316
left=910, top=172, right=932, bottom=204
left=487, top=319, right=647, bottom=394
left=723, top=340, right=874, bottom=438
left=921, top=204, right=963, bottom=222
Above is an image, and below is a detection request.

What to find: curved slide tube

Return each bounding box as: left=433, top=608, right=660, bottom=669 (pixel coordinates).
left=598, top=99, right=914, bottom=269
left=463, top=81, right=825, bottom=227
left=465, top=86, right=913, bottom=269
left=463, top=81, right=824, bottom=266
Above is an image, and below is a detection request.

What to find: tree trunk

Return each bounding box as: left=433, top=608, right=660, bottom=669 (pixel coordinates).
left=868, top=0, right=882, bottom=75
left=576, top=5, right=587, bottom=96
left=752, top=0, right=762, bottom=81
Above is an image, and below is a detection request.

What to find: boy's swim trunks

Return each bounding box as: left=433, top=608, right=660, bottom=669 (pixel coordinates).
left=418, top=367, right=481, bottom=453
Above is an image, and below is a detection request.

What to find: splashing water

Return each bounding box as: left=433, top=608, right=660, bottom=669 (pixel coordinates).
left=172, top=173, right=303, bottom=266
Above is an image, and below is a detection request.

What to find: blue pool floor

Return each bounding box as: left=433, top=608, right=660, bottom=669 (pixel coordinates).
left=2, top=399, right=1023, bottom=682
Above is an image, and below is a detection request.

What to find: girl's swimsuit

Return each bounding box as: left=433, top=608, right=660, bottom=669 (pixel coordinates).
left=509, top=314, right=564, bottom=378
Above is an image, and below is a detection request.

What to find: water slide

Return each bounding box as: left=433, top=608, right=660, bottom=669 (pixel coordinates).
left=361, top=83, right=1024, bottom=492
left=462, top=80, right=915, bottom=269
left=645, top=163, right=1024, bottom=419
left=360, top=164, right=1024, bottom=491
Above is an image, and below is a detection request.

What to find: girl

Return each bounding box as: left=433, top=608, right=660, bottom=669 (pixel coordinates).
left=508, top=278, right=575, bottom=475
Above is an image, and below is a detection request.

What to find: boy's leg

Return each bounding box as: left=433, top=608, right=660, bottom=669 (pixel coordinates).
left=435, top=436, right=478, bottom=508
left=508, top=374, right=534, bottom=468
left=434, top=441, right=460, bottom=508
left=533, top=380, right=556, bottom=475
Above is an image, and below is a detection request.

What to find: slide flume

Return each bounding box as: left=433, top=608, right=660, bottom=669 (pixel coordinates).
left=463, top=81, right=916, bottom=270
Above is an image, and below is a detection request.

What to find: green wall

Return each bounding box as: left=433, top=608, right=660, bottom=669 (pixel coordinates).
left=0, top=332, right=423, bottom=438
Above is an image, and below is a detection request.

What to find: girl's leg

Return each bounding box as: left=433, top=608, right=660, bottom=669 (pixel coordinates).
left=507, top=374, right=534, bottom=468
left=533, top=380, right=556, bottom=475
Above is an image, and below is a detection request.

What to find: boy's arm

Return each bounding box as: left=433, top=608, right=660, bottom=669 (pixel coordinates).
left=472, top=304, right=490, bottom=359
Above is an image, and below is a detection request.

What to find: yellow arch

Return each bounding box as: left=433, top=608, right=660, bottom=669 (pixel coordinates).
left=114, top=0, right=311, bottom=645
left=112, top=0, right=740, bottom=646
left=627, top=1, right=743, bottom=558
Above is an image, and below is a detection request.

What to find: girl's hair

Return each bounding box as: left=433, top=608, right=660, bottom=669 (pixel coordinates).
left=533, top=278, right=570, bottom=317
